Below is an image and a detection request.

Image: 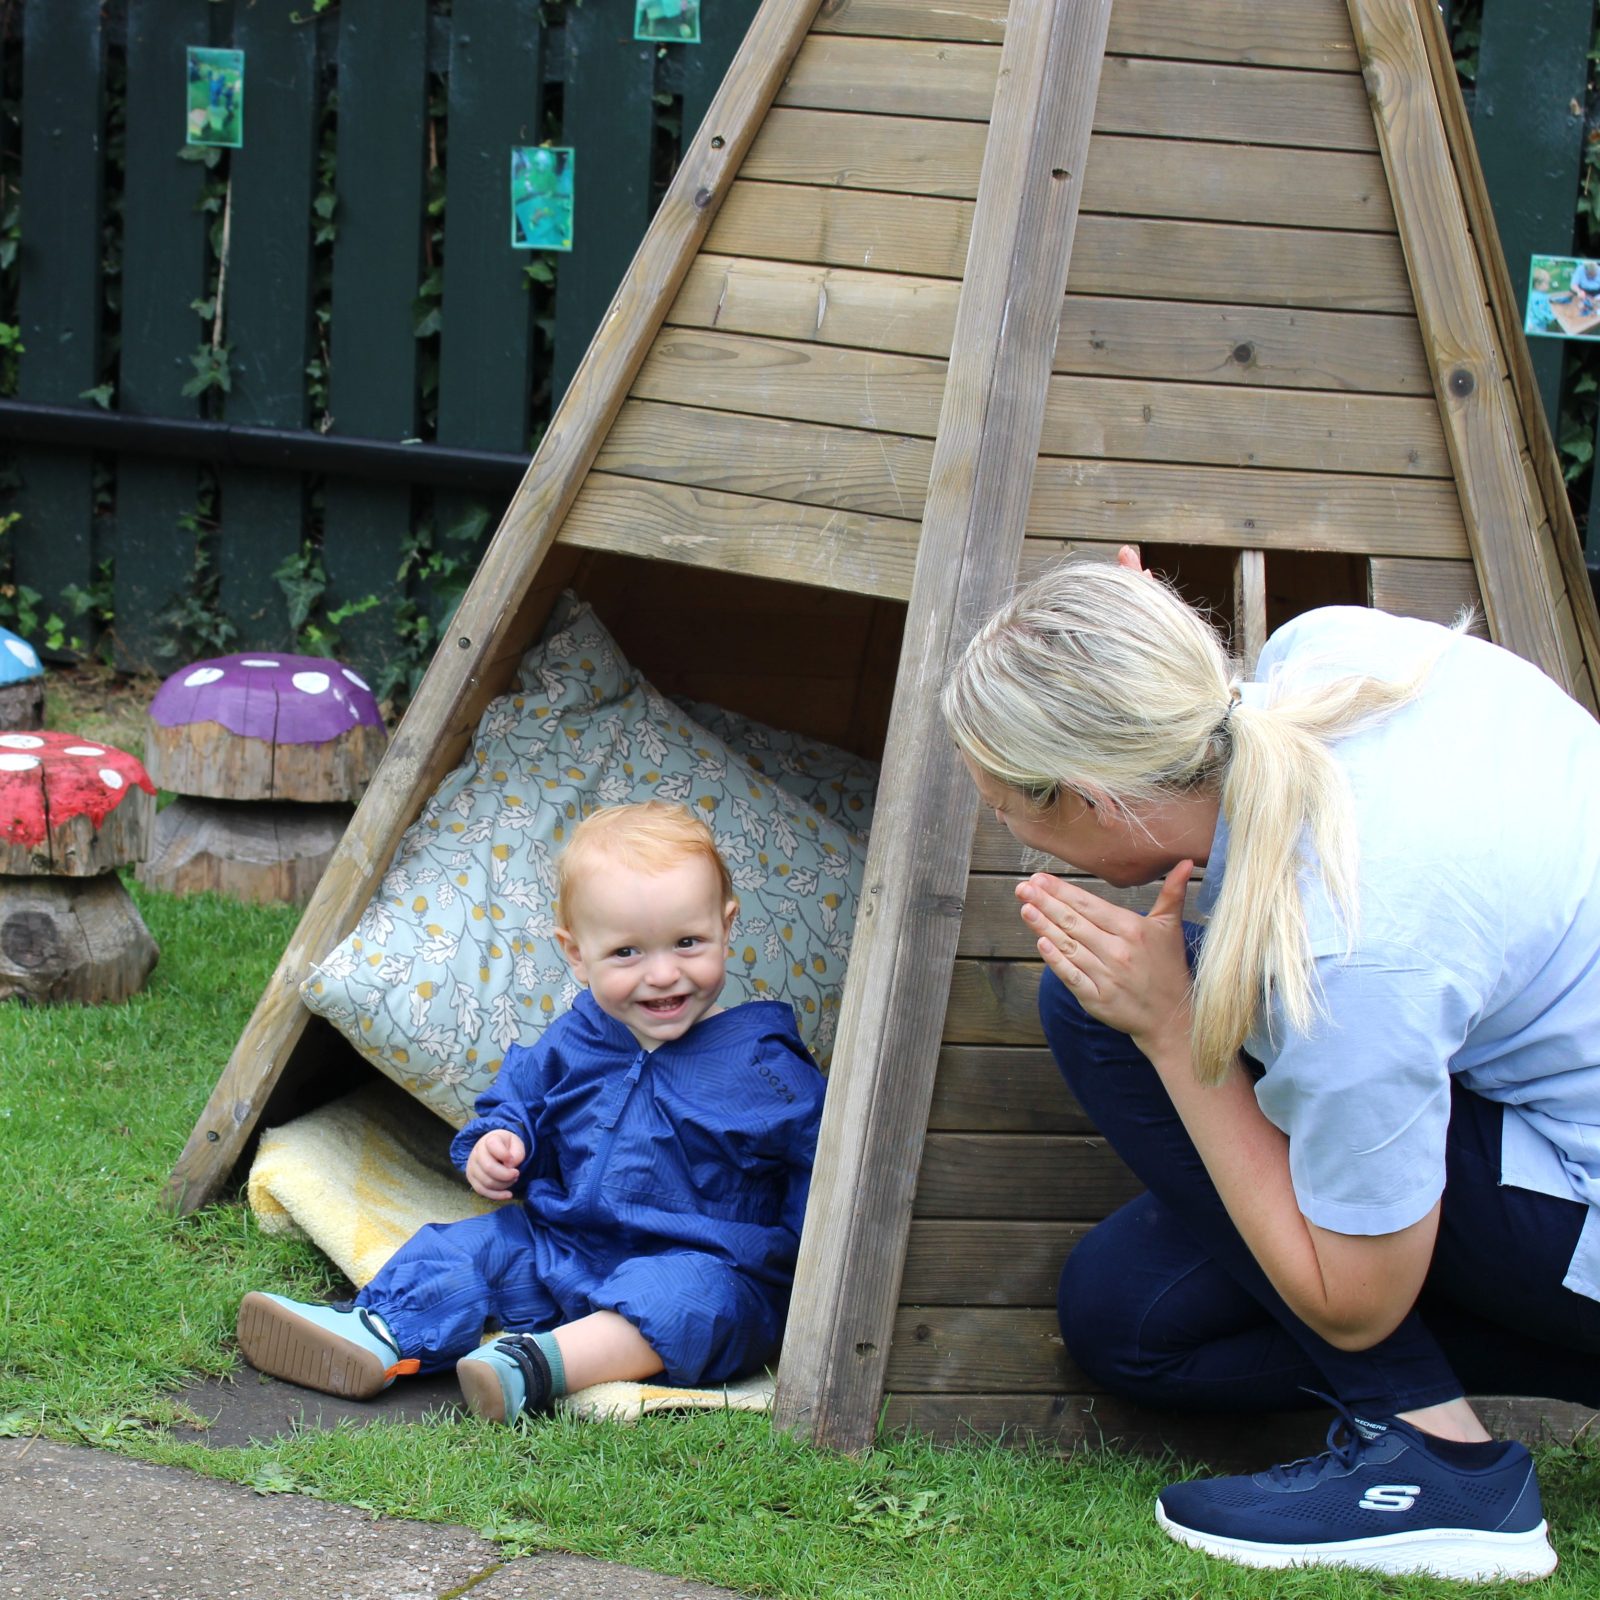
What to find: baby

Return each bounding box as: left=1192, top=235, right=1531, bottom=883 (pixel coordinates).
left=237, top=800, right=827, bottom=1421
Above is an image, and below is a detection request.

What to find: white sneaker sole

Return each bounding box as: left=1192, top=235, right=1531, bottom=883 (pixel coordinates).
left=1156, top=1503, right=1558, bottom=1582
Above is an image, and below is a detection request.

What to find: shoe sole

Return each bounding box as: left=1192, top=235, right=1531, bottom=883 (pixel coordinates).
left=456, top=1354, right=511, bottom=1423
left=1156, top=1504, right=1558, bottom=1582
left=236, top=1293, right=391, bottom=1400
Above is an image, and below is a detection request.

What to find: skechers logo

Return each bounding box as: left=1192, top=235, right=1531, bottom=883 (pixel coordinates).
left=1359, top=1484, right=1421, bottom=1512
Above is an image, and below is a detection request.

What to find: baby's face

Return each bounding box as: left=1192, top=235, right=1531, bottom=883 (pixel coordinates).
left=556, top=855, right=736, bottom=1050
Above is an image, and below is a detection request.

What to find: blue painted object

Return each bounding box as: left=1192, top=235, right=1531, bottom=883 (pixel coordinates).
left=0, top=625, right=44, bottom=686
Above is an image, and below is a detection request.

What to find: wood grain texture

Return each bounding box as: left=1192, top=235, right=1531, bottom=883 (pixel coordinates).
left=709, top=183, right=1413, bottom=309
left=884, top=1305, right=1085, bottom=1392
left=817, top=0, right=1359, bottom=71
left=670, top=257, right=1432, bottom=393
left=958, top=872, right=1202, bottom=957
left=927, top=1046, right=1090, bottom=1133
left=1234, top=549, right=1268, bottom=672
left=1344, top=0, right=1568, bottom=688
left=746, top=109, right=1394, bottom=231
left=1367, top=555, right=1486, bottom=630
left=915, top=1133, right=1142, bottom=1220
left=1026, top=459, right=1469, bottom=555
left=166, top=0, right=828, bottom=1215
left=901, top=1219, right=1091, bottom=1302
left=0, top=875, right=159, bottom=1005
left=775, top=0, right=1116, bottom=1453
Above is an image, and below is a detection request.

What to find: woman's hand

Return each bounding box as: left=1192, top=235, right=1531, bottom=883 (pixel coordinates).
left=1016, top=859, right=1194, bottom=1059
left=466, top=1127, right=527, bottom=1201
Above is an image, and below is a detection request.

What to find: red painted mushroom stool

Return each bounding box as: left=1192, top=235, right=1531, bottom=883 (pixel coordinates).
left=0, top=732, right=159, bottom=1004
left=0, top=624, right=45, bottom=733
left=138, top=653, right=387, bottom=905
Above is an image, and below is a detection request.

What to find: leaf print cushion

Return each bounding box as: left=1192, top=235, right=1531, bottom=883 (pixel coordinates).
left=300, top=593, right=873, bottom=1127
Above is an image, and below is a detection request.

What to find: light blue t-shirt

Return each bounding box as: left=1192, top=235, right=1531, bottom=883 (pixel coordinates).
left=1196, top=607, right=1600, bottom=1299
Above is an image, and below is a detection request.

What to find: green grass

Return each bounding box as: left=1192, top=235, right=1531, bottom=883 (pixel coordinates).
left=4, top=880, right=1600, bottom=1597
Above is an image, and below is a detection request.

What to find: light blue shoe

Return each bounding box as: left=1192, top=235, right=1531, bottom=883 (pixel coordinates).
left=236, top=1292, right=415, bottom=1400
left=456, top=1334, right=557, bottom=1423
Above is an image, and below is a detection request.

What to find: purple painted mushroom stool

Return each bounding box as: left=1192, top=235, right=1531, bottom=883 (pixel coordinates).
left=0, top=732, right=159, bottom=1004
left=138, top=653, right=388, bottom=906
left=0, top=624, right=45, bottom=733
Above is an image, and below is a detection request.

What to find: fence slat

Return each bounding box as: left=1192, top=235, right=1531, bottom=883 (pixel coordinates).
left=115, top=1, right=215, bottom=671
left=14, top=1, right=106, bottom=644
left=1470, top=0, right=1590, bottom=440
left=678, top=1, right=763, bottom=152
left=218, top=4, right=321, bottom=650
left=551, top=0, right=660, bottom=402
left=322, top=0, right=430, bottom=674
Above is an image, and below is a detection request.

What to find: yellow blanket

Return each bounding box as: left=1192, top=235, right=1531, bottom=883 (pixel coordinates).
left=246, top=1081, right=773, bottom=1421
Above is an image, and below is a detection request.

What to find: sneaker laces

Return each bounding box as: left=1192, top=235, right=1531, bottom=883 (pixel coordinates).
left=1262, top=1391, right=1388, bottom=1488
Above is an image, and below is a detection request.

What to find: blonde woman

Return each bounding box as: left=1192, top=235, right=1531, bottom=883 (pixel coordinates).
left=944, top=551, right=1600, bottom=1581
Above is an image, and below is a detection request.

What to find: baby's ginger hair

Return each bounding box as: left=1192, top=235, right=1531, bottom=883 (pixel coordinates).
left=556, top=801, right=734, bottom=931
left=942, top=561, right=1434, bottom=1085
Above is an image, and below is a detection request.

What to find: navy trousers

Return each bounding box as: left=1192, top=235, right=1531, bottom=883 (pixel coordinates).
left=1041, top=967, right=1600, bottom=1417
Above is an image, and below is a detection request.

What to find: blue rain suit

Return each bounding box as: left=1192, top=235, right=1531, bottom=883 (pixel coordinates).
left=357, top=992, right=825, bottom=1385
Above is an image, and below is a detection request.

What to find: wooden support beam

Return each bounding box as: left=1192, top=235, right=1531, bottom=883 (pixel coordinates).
left=1344, top=0, right=1569, bottom=690
left=164, top=0, right=827, bottom=1214
left=1233, top=549, right=1267, bottom=673
left=772, top=0, right=1115, bottom=1452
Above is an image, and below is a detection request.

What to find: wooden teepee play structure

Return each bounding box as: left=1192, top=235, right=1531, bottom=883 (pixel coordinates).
left=170, top=0, right=1600, bottom=1457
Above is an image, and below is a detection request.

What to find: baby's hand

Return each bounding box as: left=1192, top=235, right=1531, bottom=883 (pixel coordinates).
left=466, top=1128, right=527, bottom=1200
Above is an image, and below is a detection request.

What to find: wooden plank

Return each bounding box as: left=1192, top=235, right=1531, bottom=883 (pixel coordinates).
left=221, top=3, right=321, bottom=649
left=780, top=37, right=1375, bottom=152
left=1345, top=0, right=1568, bottom=688
left=679, top=0, right=765, bottom=149
left=944, top=958, right=1047, bottom=1045
left=774, top=0, right=1116, bottom=1454
left=901, top=1220, right=1090, bottom=1302
left=322, top=0, right=430, bottom=675
left=115, top=0, right=214, bottom=671
left=818, top=0, right=1360, bottom=72
left=958, top=871, right=1202, bottom=957
left=1367, top=555, right=1485, bottom=631
left=1408, top=0, right=1600, bottom=709
left=1234, top=549, right=1268, bottom=672
left=595, top=399, right=935, bottom=517
left=670, top=257, right=1433, bottom=393
left=927, top=1046, right=1089, bottom=1133
left=634, top=332, right=1446, bottom=475
left=915, top=1133, right=1142, bottom=1221
left=1026, top=459, right=1470, bottom=556
left=14, top=0, right=105, bottom=634
left=555, top=471, right=922, bottom=597
left=884, top=1305, right=1083, bottom=1392
left=436, top=0, right=542, bottom=454
left=748, top=112, right=1394, bottom=231
left=709, top=186, right=1415, bottom=310
left=551, top=2, right=660, bottom=402
left=166, top=0, right=827, bottom=1215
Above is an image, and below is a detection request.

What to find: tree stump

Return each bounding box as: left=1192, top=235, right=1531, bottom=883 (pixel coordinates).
left=139, top=653, right=387, bottom=906
left=0, top=732, right=159, bottom=1005
left=0, top=625, right=45, bottom=733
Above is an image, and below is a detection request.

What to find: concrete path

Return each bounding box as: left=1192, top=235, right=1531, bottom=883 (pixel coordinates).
left=1, top=1436, right=739, bottom=1600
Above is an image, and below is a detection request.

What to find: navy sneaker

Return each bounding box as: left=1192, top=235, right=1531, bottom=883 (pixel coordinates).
left=1156, top=1404, right=1557, bottom=1581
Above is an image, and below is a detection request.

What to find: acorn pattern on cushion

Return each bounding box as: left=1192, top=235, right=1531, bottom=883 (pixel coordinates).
left=0, top=732, right=156, bottom=850
left=149, top=653, right=384, bottom=745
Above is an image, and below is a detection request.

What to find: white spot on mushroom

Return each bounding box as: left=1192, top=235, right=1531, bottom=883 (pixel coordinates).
left=0, top=734, right=45, bottom=749
left=342, top=667, right=371, bottom=691
left=4, top=638, right=38, bottom=669
left=63, top=746, right=106, bottom=757
left=100, top=769, right=125, bottom=790
left=0, top=753, right=41, bottom=772
left=349, top=702, right=361, bottom=719
left=184, top=667, right=226, bottom=687
left=241, top=658, right=281, bottom=668
left=292, top=671, right=331, bottom=695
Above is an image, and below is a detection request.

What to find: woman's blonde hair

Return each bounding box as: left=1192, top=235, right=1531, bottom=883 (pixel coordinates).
left=557, top=801, right=733, bottom=930
left=942, top=562, right=1432, bottom=1084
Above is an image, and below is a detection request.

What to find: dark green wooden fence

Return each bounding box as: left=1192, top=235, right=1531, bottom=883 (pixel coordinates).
left=4, top=0, right=1600, bottom=688
left=0, top=0, right=759, bottom=682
